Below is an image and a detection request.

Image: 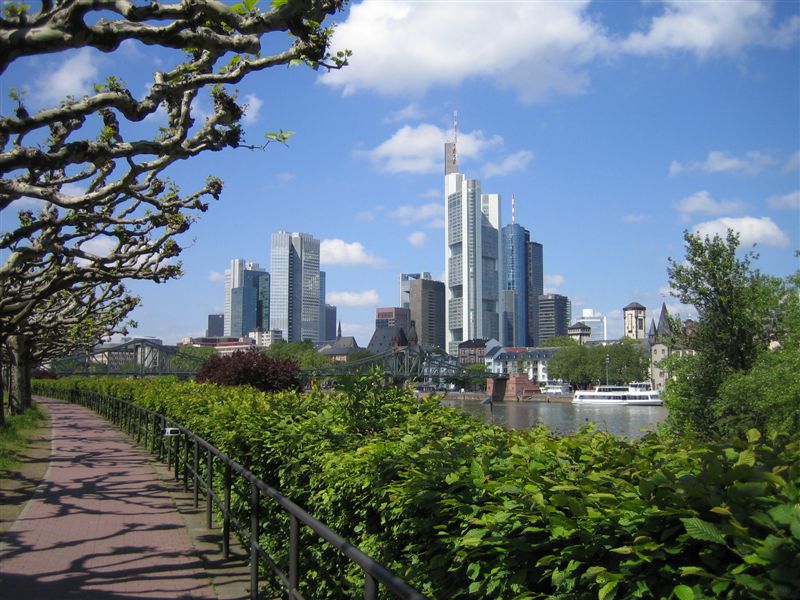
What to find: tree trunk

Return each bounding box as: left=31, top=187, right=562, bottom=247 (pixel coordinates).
left=9, top=335, right=33, bottom=413
left=0, top=337, right=6, bottom=427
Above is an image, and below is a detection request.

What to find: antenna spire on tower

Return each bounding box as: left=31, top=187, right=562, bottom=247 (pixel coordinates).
left=512, top=193, right=516, bottom=225
left=453, top=109, right=458, bottom=164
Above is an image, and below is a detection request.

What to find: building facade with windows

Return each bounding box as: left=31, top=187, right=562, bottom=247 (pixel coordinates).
left=538, top=293, right=571, bottom=343
left=444, top=143, right=502, bottom=355
left=269, top=231, right=321, bottom=342
left=400, top=272, right=432, bottom=309
left=223, top=258, right=264, bottom=336
left=409, top=277, right=445, bottom=349
left=501, top=223, right=530, bottom=348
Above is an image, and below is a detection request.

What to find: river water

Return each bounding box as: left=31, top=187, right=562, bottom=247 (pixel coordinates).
left=441, top=398, right=668, bottom=440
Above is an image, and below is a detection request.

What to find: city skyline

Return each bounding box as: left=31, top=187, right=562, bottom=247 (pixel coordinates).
left=3, top=1, right=797, bottom=347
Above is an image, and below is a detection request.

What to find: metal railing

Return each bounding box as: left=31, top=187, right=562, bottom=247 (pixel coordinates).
left=35, top=384, right=428, bottom=600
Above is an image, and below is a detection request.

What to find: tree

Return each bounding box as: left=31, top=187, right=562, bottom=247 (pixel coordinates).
left=196, top=350, right=301, bottom=392
left=264, top=339, right=332, bottom=370
left=663, top=230, right=792, bottom=438
left=0, top=0, right=349, bottom=414
left=546, top=340, right=649, bottom=389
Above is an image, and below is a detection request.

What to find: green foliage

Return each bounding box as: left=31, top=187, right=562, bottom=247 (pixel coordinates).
left=548, top=339, right=650, bottom=389
left=264, top=339, right=333, bottom=370
left=665, top=230, right=797, bottom=439
left=542, top=335, right=578, bottom=347
left=0, top=403, right=45, bottom=477
left=36, top=375, right=800, bottom=599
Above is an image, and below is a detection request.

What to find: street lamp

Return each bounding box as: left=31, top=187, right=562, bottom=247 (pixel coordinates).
left=605, top=354, right=610, bottom=386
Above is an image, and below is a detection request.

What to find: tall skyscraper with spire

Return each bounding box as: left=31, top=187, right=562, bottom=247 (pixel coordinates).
left=502, top=195, right=530, bottom=347
left=444, top=113, right=502, bottom=354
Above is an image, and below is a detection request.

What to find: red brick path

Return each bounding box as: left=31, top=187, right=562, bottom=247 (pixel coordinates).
left=0, top=397, right=218, bottom=599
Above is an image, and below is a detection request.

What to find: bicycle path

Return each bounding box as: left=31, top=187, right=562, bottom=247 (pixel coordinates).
left=0, top=397, right=230, bottom=599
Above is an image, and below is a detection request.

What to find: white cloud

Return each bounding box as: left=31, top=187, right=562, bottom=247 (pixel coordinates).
left=622, top=1, right=796, bottom=58
left=670, top=150, right=774, bottom=176
left=784, top=151, right=800, bottom=173
left=623, top=214, right=648, bottom=224
left=322, top=1, right=609, bottom=103
left=209, top=271, right=224, bottom=282
left=408, top=231, right=426, bottom=247
left=767, top=191, right=800, bottom=210
left=36, top=48, right=99, bottom=105
left=361, top=123, right=502, bottom=174
left=420, top=188, right=440, bottom=199
left=384, top=102, right=425, bottom=123
left=693, top=216, right=789, bottom=248
left=321, top=238, right=387, bottom=267
left=482, top=150, right=535, bottom=179
left=673, top=191, right=745, bottom=216
left=242, top=93, right=263, bottom=125
left=390, top=202, right=445, bottom=228
left=328, top=290, right=380, bottom=307
left=277, top=172, right=296, bottom=183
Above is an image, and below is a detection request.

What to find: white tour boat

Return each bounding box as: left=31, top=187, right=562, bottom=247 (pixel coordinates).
left=572, top=383, right=662, bottom=406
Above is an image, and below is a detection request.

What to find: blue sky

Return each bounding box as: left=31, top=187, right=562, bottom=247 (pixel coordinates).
left=3, top=0, right=799, bottom=346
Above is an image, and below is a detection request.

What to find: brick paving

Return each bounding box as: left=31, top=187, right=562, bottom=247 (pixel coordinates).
left=0, top=397, right=221, bottom=599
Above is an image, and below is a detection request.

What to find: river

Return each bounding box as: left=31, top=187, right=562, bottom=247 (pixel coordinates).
left=441, top=398, right=668, bottom=440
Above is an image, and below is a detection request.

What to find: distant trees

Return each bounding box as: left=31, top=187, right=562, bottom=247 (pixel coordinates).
left=1, top=0, right=348, bottom=415
left=547, top=339, right=649, bottom=389
left=265, top=339, right=333, bottom=370
left=196, top=350, right=301, bottom=393
left=663, top=231, right=798, bottom=439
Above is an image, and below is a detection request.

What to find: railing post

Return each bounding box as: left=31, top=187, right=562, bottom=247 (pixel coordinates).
left=223, top=464, right=232, bottom=559
left=183, top=433, right=189, bottom=492
left=364, top=573, right=378, bottom=600
left=193, top=440, right=200, bottom=508
left=159, top=416, right=166, bottom=460
left=174, top=433, right=180, bottom=481
left=206, top=449, right=213, bottom=529
left=289, top=514, right=300, bottom=596
left=250, top=482, right=259, bottom=600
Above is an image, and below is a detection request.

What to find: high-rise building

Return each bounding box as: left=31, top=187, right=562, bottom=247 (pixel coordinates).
left=502, top=222, right=530, bottom=347
left=206, top=314, right=224, bottom=337
left=229, top=269, right=269, bottom=337
left=409, top=278, right=445, bottom=349
left=400, top=272, right=432, bottom=309
left=319, top=271, right=326, bottom=343
left=223, top=258, right=264, bottom=336
left=270, top=231, right=321, bottom=342
left=324, top=304, right=337, bottom=341
left=578, top=308, right=607, bottom=342
left=539, top=293, right=570, bottom=344
left=444, top=130, right=502, bottom=355
left=526, top=241, right=543, bottom=346
left=375, top=307, right=411, bottom=332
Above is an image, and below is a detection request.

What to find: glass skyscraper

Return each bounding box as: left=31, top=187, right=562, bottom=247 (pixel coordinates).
left=502, top=223, right=530, bottom=347
left=269, top=231, right=321, bottom=342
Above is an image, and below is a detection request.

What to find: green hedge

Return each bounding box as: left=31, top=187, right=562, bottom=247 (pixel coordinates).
left=37, top=375, right=800, bottom=599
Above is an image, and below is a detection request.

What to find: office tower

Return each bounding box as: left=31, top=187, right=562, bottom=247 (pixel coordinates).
left=623, top=302, right=647, bottom=340
left=229, top=269, right=269, bottom=337
left=579, top=308, right=607, bottom=342
left=502, top=221, right=530, bottom=347
left=400, top=272, right=432, bottom=309
left=539, top=294, right=570, bottom=344
left=319, top=271, right=326, bottom=343
left=223, top=258, right=264, bottom=336
left=444, top=127, right=502, bottom=355
left=324, top=304, right=337, bottom=341
left=409, top=278, right=445, bottom=349
left=270, top=232, right=321, bottom=342
left=206, top=314, right=224, bottom=337
left=375, top=307, right=411, bottom=332
left=526, top=241, right=543, bottom=346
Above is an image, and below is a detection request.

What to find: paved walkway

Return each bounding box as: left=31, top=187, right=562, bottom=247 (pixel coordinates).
left=0, top=397, right=246, bottom=599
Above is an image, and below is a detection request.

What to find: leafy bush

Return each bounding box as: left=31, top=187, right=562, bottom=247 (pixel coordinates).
left=195, top=350, right=301, bottom=393
left=35, top=374, right=800, bottom=599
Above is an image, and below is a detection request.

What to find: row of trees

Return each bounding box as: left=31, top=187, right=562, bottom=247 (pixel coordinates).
left=0, top=0, right=349, bottom=421
left=546, top=337, right=649, bottom=389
